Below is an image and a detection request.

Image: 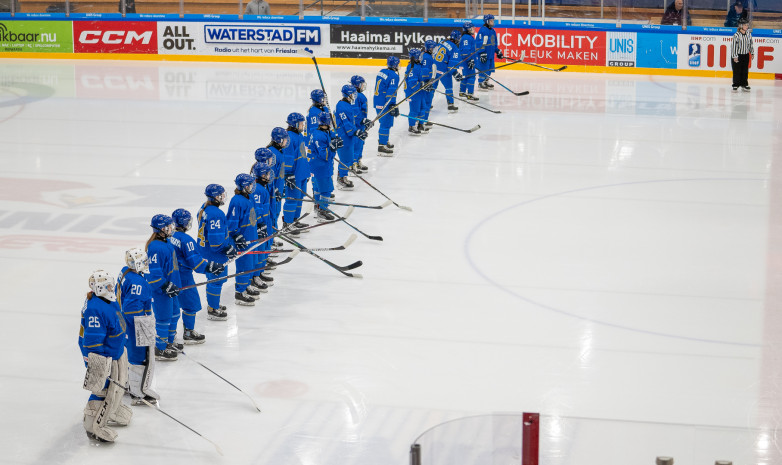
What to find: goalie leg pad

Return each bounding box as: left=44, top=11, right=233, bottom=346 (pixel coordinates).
left=141, top=347, right=160, bottom=400
left=83, top=352, right=112, bottom=395
left=105, top=350, right=132, bottom=426
left=84, top=399, right=117, bottom=442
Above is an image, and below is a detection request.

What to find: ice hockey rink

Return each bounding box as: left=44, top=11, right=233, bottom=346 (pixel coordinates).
left=0, top=58, right=780, bottom=465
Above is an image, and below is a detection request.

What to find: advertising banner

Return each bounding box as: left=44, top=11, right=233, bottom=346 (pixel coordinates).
left=0, top=21, right=72, bottom=53
left=329, top=24, right=452, bottom=58
left=635, top=32, right=678, bottom=69
left=73, top=21, right=157, bottom=54
left=496, top=28, right=606, bottom=66
left=606, top=31, right=636, bottom=68
left=157, top=22, right=329, bottom=57
left=677, top=34, right=781, bottom=73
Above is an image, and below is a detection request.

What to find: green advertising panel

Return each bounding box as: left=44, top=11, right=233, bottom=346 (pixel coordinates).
left=0, top=21, right=73, bottom=53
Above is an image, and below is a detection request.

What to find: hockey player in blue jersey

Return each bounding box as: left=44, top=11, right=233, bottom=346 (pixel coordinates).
left=267, top=127, right=290, bottom=237
left=307, top=89, right=330, bottom=136
left=433, top=31, right=464, bottom=113
left=418, top=40, right=437, bottom=131
left=335, top=84, right=366, bottom=190
left=79, top=269, right=132, bottom=442
left=404, top=48, right=426, bottom=136
left=350, top=75, right=372, bottom=173
left=252, top=148, right=278, bottom=285
left=117, top=247, right=159, bottom=406
left=227, top=173, right=261, bottom=306
left=251, top=161, right=275, bottom=285
left=476, top=14, right=504, bottom=91
left=308, top=111, right=340, bottom=222
left=145, top=214, right=182, bottom=361
left=170, top=208, right=225, bottom=344
left=459, top=21, right=480, bottom=101
left=374, top=56, right=400, bottom=156
left=282, top=112, right=311, bottom=236
left=197, top=184, right=237, bottom=321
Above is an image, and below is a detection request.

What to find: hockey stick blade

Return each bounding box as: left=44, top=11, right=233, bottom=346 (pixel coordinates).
left=467, top=125, right=481, bottom=133
left=300, top=47, right=315, bottom=57
left=515, top=91, right=530, bottom=96
left=347, top=272, right=363, bottom=279
left=274, top=249, right=300, bottom=266
left=340, top=260, right=363, bottom=271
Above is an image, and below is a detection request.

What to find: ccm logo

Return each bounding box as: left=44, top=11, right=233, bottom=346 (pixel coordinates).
left=79, top=30, right=152, bottom=45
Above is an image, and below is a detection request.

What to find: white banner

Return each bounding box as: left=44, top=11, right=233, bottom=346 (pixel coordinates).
left=157, top=22, right=331, bottom=57
left=677, top=33, right=782, bottom=72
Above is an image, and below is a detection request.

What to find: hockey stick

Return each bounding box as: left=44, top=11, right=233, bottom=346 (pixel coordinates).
left=289, top=184, right=383, bottom=241
left=178, top=250, right=300, bottom=291
left=435, top=88, right=501, bottom=114
left=300, top=47, right=339, bottom=129
left=107, top=378, right=223, bottom=455
left=520, top=62, right=567, bottom=72
left=243, top=208, right=352, bottom=248
left=175, top=350, right=261, bottom=412
left=333, top=159, right=413, bottom=212
left=476, top=70, right=529, bottom=96
left=280, top=234, right=363, bottom=278
left=460, top=57, right=527, bottom=80
left=400, top=113, right=481, bottom=133
left=295, top=197, right=394, bottom=210
left=247, top=233, right=357, bottom=254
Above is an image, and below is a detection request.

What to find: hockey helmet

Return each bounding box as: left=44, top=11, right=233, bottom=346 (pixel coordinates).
left=254, top=147, right=276, bottom=167
left=205, top=183, right=226, bottom=205
left=235, top=173, right=256, bottom=194
left=171, top=208, right=192, bottom=231
left=89, top=269, right=117, bottom=302
left=125, top=247, right=150, bottom=274
left=150, top=214, right=174, bottom=237
left=387, top=56, right=400, bottom=71
left=350, top=75, right=366, bottom=92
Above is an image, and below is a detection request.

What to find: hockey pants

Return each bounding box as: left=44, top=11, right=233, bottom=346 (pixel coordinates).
left=460, top=66, right=476, bottom=94
left=337, top=136, right=355, bottom=177
left=151, top=292, right=180, bottom=350
left=406, top=92, right=424, bottom=127
left=204, top=267, right=227, bottom=311
left=311, top=168, right=334, bottom=210
left=123, top=318, right=149, bottom=365
left=376, top=110, right=395, bottom=145
left=477, top=56, right=495, bottom=84
left=178, top=270, right=201, bottom=331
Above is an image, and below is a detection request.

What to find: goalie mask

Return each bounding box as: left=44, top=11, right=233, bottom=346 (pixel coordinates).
left=89, top=270, right=117, bottom=302
left=125, top=247, right=149, bottom=275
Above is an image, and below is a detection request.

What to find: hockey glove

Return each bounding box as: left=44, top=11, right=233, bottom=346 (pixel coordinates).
left=161, top=281, right=180, bottom=298
left=479, top=52, right=488, bottom=64
left=468, top=59, right=475, bottom=70
left=257, top=222, right=268, bottom=238
left=390, top=107, right=400, bottom=117
left=285, top=173, right=295, bottom=188
left=356, top=129, right=369, bottom=141
left=329, top=136, right=344, bottom=151
left=222, top=244, right=238, bottom=260
left=206, top=261, right=224, bottom=275
left=496, top=49, right=505, bottom=59
left=361, top=118, right=374, bottom=130
left=453, top=70, right=464, bottom=82
left=233, top=233, right=248, bottom=251
left=275, top=191, right=282, bottom=203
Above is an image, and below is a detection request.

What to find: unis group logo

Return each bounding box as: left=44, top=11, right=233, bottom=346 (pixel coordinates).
left=203, top=25, right=320, bottom=45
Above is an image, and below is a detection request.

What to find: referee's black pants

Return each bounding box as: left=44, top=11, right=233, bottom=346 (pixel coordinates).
left=732, top=53, right=750, bottom=87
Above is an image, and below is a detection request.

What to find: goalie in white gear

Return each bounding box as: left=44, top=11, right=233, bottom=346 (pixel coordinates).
left=118, top=248, right=160, bottom=406
left=79, top=270, right=133, bottom=442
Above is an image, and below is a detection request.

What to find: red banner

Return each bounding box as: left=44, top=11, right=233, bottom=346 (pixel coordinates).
left=73, top=21, right=157, bottom=54
left=496, top=29, right=606, bottom=66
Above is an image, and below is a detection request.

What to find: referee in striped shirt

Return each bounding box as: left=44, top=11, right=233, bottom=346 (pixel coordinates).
left=731, top=18, right=753, bottom=91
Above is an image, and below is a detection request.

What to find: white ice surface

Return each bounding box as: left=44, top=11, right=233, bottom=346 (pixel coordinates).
left=0, top=59, right=780, bottom=465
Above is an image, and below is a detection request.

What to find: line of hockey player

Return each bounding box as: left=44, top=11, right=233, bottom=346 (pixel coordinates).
left=77, top=13, right=503, bottom=443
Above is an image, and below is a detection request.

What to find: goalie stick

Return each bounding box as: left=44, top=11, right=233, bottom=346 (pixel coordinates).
left=107, top=378, right=223, bottom=455
left=280, top=234, right=363, bottom=278
left=175, top=349, right=262, bottom=412
left=400, top=113, right=481, bottom=133
left=247, top=233, right=357, bottom=254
